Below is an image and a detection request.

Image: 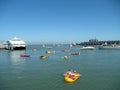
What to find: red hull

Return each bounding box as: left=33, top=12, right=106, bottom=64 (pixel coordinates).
left=20, top=54, right=30, bottom=57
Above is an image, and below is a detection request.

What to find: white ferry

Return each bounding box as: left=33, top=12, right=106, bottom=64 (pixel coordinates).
left=7, top=37, right=26, bottom=50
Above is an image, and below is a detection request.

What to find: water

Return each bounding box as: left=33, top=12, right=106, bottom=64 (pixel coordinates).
left=0, top=44, right=120, bottom=90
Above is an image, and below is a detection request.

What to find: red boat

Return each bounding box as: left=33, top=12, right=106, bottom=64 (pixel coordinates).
left=62, top=50, right=70, bottom=52
left=20, top=54, right=30, bottom=57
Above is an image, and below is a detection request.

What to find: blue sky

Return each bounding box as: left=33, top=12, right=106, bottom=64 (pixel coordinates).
left=0, top=0, right=120, bottom=44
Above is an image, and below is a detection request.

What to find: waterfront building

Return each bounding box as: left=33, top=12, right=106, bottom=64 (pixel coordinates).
left=76, top=39, right=120, bottom=46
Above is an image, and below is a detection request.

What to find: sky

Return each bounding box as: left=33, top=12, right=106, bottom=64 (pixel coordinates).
left=0, top=0, right=120, bottom=44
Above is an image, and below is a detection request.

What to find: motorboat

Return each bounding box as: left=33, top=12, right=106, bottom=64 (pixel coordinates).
left=80, top=46, right=95, bottom=50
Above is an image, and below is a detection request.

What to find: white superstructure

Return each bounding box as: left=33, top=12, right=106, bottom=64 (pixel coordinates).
left=7, top=37, right=26, bottom=50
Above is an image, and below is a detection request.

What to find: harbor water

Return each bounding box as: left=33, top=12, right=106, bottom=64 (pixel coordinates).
left=0, top=44, right=120, bottom=90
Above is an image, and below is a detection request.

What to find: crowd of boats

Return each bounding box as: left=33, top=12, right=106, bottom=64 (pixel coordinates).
left=18, top=44, right=120, bottom=83
left=1, top=37, right=120, bottom=83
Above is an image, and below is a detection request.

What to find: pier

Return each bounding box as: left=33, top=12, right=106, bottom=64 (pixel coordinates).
left=0, top=44, right=8, bottom=50
left=76, top=39, right=120, bottom=46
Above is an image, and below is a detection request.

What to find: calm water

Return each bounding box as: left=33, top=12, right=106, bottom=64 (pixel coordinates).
left=0, top=44, right=120, bottom=90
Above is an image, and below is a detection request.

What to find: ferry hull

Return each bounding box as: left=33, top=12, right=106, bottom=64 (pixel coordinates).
left=8, top=47, right=26, bottom=50
left=13, top=47, right=26, bottom=50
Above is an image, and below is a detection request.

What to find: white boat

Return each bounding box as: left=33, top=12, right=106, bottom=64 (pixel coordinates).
left=7, top=37, right=26, bottom=50
left=80, top=46, right=95, bottom=50
left=42, top=44, right=45, bottom=47
left=99, top=45, right=120, bottom=49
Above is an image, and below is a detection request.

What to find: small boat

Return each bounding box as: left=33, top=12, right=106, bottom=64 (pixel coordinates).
left=46, top=46, right=52, bottom=49
left=63, top=56, right=70, bottom=60
left=70, top=44, right=73, bottom=48
left=42, top=44, right=45, bottom=47
left=64, top=70, right=81, bottom=83
left=32, top=49, right=37, bottom=52
left=80, top=46, right=95, bottom=50
left=71, top=52, right=80, bottom=55
left=40, top=55, right=48, bottom=59
left=62, top=50, right=70, bottom=52
left=64, top=73, right=80, bottom=83
left=20, top=54, right=30, bottom=57
left=46, top=50, right=55, bottom=54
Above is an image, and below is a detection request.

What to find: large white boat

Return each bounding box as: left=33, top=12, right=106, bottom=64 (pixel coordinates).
left=80, top=46, right=96, bottom=50
left=7, top=37, right=26, bottom=50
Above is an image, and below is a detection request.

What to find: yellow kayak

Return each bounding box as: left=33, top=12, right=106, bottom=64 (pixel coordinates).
left=46, top=51, right=55, bottom=54
left=40, top=55, right=48, bottom=59
left=64, top=73, right=80, bottom=83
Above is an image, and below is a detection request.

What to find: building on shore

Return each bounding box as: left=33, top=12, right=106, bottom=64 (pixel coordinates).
left=76, top=39, right=120, bottom=46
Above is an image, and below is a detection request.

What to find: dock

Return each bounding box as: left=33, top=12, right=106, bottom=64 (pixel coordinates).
left=0, top=44, right=8, bottom=50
